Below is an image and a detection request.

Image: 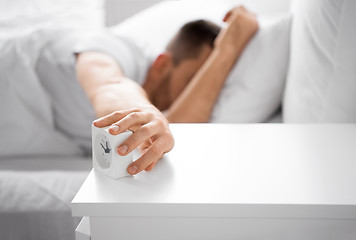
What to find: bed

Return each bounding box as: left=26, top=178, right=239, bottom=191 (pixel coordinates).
left=0, top=1, right=101, bottom=239
left=0, top=157, right=91, bottom=240
left=8, top=0, right=347, bottom=239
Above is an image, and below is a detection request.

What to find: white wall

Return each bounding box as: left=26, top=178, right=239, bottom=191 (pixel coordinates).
left=105, top=0, right=291, bottom=26
left=105, top=0, right=163, bottom=26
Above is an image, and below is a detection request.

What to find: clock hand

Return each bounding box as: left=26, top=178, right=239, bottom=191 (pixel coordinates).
left=100, top=143, right=106, bottom=151
left=105, top=141, right=111, bottom=154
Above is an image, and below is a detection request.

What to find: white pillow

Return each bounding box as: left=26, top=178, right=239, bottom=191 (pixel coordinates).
left=210, top=15, right=291, bottom=123
left=110, top=1, right=231, bottom=55
left=0, top=0, right=104, bottom=32
left=0, top=33, right=84, bottom=158
left=283, top=0, right=356, bottom=122
left=0, top=0, right=104, bottom=158
left=110, top=0, right=291, bottom=123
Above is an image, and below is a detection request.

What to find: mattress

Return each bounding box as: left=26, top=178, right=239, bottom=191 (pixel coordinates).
left=0, top=157, right=91, bottom=240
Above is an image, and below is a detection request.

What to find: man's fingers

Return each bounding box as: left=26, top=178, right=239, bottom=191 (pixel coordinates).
left=137, top=139, right=152, bottom=154
left=94, top=106, right=174, bottom=174
left=93, top=109, right=138, bottom=127
left=108, top=111, right=152, bottom=135
left=127, top=139, right=166, bottom=175
left=145, top=161, right=156, bottom=172
left=223, top=5, right=248, bottom=22
left=223, top=10, right=232, bottom=22
left=117, top=123, right=157, bottom=156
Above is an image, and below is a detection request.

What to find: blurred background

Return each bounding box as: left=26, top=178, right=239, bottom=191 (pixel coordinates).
left=1, top=0, right=355, bottom=240
left=0, top=0, right=291, bottom=30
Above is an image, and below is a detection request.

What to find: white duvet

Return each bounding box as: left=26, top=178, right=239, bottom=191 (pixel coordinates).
left=0, top=1, right=102, bottom=239
left=0, top=28, right=89, bottom=158
left=0, top=1, right=289, bottom=239
left=0, top=32, right=92, bottom=238
left=0, top=0, right=104, bottom=158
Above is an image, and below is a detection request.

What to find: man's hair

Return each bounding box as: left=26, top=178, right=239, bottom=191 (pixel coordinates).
left=166, top=19, right=221, bottom=65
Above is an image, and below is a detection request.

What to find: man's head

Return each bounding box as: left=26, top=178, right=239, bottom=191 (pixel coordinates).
left=166, top=19, right=221, bottom=65
left=145, top=19, right=221, bottom=111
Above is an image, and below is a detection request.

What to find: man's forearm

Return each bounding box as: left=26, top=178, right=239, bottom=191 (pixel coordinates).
left=165, top=45, right=244, bottom=123
left=165, top=6, right=258, bottom=123
left=92, top=80, right=152, bottom=118
left=76, top=52, right=152, bottom=118
left=76, top=51, right=174, bottom=175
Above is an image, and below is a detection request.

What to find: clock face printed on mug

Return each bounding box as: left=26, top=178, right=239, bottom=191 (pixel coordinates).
left=95, top=133, right=113, bottom=169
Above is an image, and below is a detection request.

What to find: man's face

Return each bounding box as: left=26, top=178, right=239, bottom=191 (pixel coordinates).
left=166, top=44, right=213, bottom=104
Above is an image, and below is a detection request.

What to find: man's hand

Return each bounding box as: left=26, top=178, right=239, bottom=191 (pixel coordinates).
left=77, top=52, right=174, bottom=174
left=215, top=6, right=259, bottom=55
left=93, top=106, right=174, bottom=175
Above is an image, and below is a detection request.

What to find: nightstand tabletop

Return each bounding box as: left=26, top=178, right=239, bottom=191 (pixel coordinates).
left=72, top=124, right=356, bottom=219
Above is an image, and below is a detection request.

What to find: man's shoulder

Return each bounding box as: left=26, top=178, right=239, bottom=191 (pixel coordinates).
left=75, top=29, right=153, bottom=85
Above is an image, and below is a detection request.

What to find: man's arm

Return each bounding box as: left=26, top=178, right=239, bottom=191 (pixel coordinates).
left=76, top=52, right=174, bottom=175
left=76, top=52, right=151, bottom=117
left=165, top=6, right=258, bottom=123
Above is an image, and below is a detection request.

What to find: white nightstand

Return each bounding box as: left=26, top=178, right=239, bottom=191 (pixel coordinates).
left=72, top=124, right=356, bottom=240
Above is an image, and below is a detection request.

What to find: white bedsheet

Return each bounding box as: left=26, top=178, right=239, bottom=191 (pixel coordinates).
left=0, top=28, right=92, bottom=158
left=0, top=0, right=104, bottom=158
left=0, top=1, right=288, bottom=239
left=0, top=2, right=101, bottom=239
left=0, top=157, right=91, bottom=240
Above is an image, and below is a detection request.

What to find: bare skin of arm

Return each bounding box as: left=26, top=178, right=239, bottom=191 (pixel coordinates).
left=75, top=6, right=257, bottom=175
left=76, top=52, right=174, bottom=175
left=165, top=6, right=259, bottom=123
left=76, top=52, right=152, bottom=117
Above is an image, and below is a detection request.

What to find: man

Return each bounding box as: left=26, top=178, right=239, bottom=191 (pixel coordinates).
left=38, top=6, right=258, bottom=175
